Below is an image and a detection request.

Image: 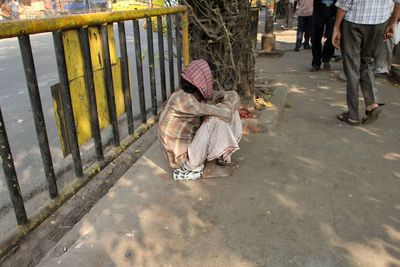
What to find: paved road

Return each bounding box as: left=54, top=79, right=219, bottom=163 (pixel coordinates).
left=0, top=19, right=179, bottom=213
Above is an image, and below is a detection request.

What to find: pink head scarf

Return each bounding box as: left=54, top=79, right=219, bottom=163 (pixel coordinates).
left=181, top=59, right=213, bottom=100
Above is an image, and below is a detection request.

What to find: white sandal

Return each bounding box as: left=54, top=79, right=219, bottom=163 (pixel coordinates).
left=173, top=165, right=204, bottom=181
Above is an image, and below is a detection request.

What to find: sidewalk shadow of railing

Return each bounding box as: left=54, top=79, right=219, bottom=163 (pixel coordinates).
left=41, top=50, right=400, bottom=265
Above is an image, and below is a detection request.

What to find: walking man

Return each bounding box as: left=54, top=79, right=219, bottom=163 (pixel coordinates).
left=282, top=0, right=296, bottom=30
left=1, top=0, right=11, bottom=20
left=310, top=0, right=337, bottom=71
left=333, top=0, right=400, bottom=125
left=9, top=0, right=18, bottom=19
left=294, top=0, right=313, bottom=51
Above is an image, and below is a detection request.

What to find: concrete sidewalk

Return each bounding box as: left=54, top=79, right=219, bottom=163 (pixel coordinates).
left=37, top=24, right=400, bottom=266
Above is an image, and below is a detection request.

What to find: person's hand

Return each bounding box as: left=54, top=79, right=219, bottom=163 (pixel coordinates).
left=332, top=27, right=341, bottom=50
left=211, top=93, right=225, bottom=104
left=202, top=116, right=211, bottom=123
left=215, top=95, right=224, bottom=104
left=384, top=23, right=395, bottom=41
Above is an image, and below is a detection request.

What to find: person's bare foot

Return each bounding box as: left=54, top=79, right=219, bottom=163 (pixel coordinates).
left=366, top=103, right=379, bottom=111
left=203, top=160, right=236, bottom=179
left=217, top=159, right=240, bottom=169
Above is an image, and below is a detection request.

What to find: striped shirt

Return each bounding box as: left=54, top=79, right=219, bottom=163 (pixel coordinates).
left=158, top=90, right=240, bottom=168
left=336, top=0, right=399, bottom=25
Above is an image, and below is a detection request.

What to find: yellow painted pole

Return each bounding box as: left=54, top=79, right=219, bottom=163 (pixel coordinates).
left=0, top=6, right=187, bottom=39
left=181, top=10, right=190, bottom=67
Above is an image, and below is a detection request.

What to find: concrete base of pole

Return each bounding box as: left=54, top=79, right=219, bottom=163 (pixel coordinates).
left=261, top=33, right=276, bottom=52
left=256, top=49, right=284, bottom=58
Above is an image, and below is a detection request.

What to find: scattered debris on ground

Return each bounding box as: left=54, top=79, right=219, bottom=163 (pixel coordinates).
left=239, top=84, right=276, bottom=120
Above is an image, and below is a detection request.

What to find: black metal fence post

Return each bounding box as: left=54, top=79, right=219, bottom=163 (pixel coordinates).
left=157, top=16, right=167, bottom=102
left=175, top=14, right=182, bottom=77
left=53, top=31, right=84, bottom=178
left=133, top=20, right=147, bottom=123
left=166, top=14, right=175, bottom=93
left=117, top=21, right=135, bottom=135
left=80, top=27, right=104, bottom=161
left=146, top=17, right=157, bottom=116
left=18, top=35, right=59, bottom=199
left=0, top=107, right=28, bottom=225
left=100, top=24, right=120, bottom=147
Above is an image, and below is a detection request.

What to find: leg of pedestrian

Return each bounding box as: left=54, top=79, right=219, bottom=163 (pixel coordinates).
left=295, top=16, right=306, bottom=51
left=303, top=16, right=312, bottom=49
left=340, top=20, right=362, bottom=122
left=310, top=11, right=324, bottom=71
left=375, top=38, right=394, bottom=75
left=322, top=14, right=335, bottom=70
left=359, top=23, right=387, bottom=124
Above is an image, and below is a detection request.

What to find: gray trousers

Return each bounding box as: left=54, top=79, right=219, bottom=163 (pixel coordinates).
left=341, top=19, right=387, bottom=120
left=375, top=38, right=394, bottom=71
left=286, top=2, right=294, bottom=28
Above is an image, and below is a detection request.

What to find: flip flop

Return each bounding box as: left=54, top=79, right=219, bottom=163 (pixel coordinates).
left=362, top=107, right=381, bottom=124
left=217, top=159, right=240, bottom=169
left=337, top=112, right=359, bottom=126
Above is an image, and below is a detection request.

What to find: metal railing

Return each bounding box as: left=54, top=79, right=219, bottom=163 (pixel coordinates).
left=0, top=6, right=188, bottom=258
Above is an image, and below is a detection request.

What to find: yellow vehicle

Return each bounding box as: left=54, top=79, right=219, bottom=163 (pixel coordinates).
left=112, top=0, right=164, bottom=11
left=112, top=0, right=165, bottom=32
left=251, top=0, right=267, bottom=7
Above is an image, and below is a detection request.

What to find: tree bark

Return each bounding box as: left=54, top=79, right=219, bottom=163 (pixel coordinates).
left=170, top=0, right=256, bottom=99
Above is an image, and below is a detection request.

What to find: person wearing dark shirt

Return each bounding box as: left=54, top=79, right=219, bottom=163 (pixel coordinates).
left=310, top=0, right=337, bottom=72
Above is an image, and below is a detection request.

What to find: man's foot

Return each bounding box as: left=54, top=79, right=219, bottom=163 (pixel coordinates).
left=323, top=62, right=331, bottom=71
left=203, top=160, right=236, bottom=179
left=294, top=46, right=300, bottom=52
left=310, top=65, right=320, bottom=72
left=281, top=25, right=288, bottom=30
left=303, top=44, right=311, bottom=50
left=337, top=112, right=359, bottom=126
left=375, top=67, right=389, bottom=75
left=362, top=106, right=381, bottom=124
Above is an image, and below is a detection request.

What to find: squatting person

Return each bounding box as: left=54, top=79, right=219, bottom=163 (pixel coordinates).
left=158, top=59, right=242, bottom=181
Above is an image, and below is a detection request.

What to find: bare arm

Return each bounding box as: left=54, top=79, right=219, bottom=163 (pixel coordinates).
left=332, top=8, right=346, bottom=50
left=172, top=92, right=234, bottom=122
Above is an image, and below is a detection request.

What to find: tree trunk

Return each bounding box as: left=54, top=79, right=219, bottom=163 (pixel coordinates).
left=175, top=0, right=256, bottom=99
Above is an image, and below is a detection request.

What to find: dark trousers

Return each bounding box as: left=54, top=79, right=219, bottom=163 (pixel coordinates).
left=311, top=6, right=336, bottom=67
left=296, top=15, right=312, bottom=48
left=341, top=20, right=387, bottom=120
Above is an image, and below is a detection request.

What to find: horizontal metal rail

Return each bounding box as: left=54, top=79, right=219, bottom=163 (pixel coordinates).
left=0, top=7, right=187, bottom=39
